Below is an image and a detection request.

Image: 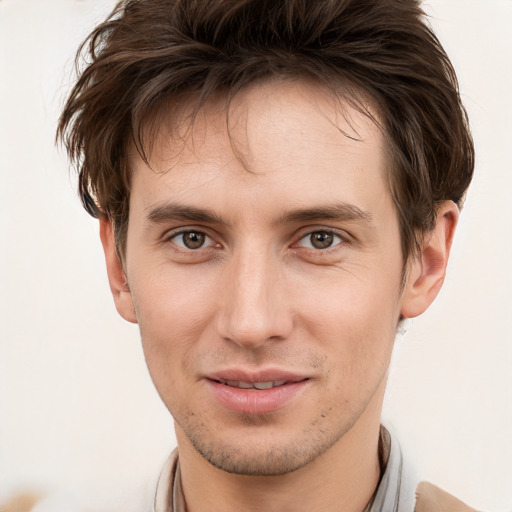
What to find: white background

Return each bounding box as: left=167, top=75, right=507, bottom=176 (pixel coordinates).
left=0, top=1, right=511, bottom=510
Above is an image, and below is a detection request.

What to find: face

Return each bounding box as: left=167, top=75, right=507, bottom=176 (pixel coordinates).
left=116, top=80, right=413, bottom=475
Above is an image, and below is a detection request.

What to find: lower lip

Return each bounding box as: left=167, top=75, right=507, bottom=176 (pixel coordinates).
left=207, top=379, right=309, bottom=415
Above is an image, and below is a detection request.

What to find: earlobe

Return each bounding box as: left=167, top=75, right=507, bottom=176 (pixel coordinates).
left=400, top=201, right=459, bottom=319
left=99, top=219, right=138, bottom=324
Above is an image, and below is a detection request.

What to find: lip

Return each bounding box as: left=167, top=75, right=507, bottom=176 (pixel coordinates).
left=205, top=369, right=310, bottom=415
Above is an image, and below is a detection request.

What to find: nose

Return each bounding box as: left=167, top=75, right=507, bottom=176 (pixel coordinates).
left=216, top=245, right=294, bottom=349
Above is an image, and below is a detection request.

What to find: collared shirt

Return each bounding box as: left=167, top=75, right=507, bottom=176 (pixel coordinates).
left=153, top=427, right=419, bottom=512
left=368, top=428, right=419, bottom=512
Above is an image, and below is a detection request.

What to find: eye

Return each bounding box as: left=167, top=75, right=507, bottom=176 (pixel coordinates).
left=297, top=230, right=343, bottom=250
left=170, top=230, right=213, bottom=250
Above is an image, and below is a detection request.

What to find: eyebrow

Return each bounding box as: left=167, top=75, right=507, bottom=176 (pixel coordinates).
left=145, top=201, right=373, bottom=227
left=145, top=203, right=226, bottom=225
left=276, top=203, right=373, bottom=226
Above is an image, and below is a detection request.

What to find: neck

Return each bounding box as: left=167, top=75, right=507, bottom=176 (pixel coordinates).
left=175, top=385, right=385, bottom=512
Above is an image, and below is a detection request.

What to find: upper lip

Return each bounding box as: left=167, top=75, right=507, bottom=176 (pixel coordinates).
left=206, top=368, right=309, bottom=384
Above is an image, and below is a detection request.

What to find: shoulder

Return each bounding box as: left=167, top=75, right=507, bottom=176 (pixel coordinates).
left=415, top=481, right=481, bottom=512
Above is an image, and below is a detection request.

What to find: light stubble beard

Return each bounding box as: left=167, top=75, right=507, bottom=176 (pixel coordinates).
left=174, top=402, right=362, bottom=477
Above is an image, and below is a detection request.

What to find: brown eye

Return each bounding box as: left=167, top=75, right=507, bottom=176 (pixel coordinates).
left=297, top=230, right=343, bottom=250
left=310, top=232, right=334, bottom=249
left=172, top=231, right=209, bottom=249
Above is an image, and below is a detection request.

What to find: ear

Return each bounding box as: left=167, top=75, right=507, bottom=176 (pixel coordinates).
left=400, top=201, right=459, bottom=319
left=99, top=219, right=138, bottom=324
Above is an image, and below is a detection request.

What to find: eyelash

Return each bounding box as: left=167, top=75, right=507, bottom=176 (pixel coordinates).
left=165, top=229, right=219, bottom=251
left=163, top=227, right=349, bottom=255
left=294, top=229, right=345, bottom=251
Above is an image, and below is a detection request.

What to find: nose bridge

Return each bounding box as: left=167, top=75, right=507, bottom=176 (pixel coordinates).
left=217, top=241, right=291, bottom=347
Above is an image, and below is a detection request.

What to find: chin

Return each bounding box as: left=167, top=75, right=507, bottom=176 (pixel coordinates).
left=181, top=415, right=353, bottom=477
left=195, top=443, right=320, bottom=476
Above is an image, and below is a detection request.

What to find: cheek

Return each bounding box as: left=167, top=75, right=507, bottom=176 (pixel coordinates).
left=128, top=267, right=216, bottom=387
left=291, top=267, right=400, bottom=374
left=294, top=264, right=401, bottom=333
left=130, top=260, right=216, bottom=331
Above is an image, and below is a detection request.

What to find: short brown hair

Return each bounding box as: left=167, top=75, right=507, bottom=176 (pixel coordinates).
left=57, top=0, right=474, bottom=260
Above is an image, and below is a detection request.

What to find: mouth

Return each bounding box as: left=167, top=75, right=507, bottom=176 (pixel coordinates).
left=215, top=379, right=288, bottom=390
left=206, top=371, right=310, bottom=414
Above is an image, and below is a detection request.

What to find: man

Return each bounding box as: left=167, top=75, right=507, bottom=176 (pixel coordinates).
left=57, top=0, right=476, bottom=510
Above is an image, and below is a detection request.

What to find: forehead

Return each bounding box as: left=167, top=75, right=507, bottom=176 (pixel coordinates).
left=142, top=79, right=382, bottom=162
left=128, top=79, right=391, bottom=224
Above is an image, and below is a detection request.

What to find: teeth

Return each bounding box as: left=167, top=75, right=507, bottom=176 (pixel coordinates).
left=219, top=380, right=287, bottom=389
left=253, top=382, right=274, bottom=390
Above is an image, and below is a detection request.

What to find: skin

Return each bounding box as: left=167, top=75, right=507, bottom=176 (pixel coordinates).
left=101, top=79, right=458, bottom=512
